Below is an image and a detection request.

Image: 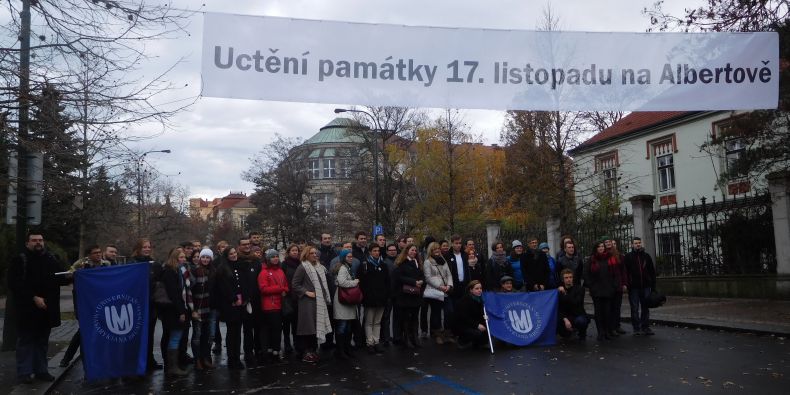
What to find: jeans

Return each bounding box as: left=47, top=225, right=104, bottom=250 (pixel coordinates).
left=191, top=311, right=217, bottom=360
left=629, top=287, right=651, bottom=331
left=16, top=328, right=50, bottom=377
left=426, top=299, right=445, bottom=332
left=261, top=311, right=283, bottom=352
left=226, top=321, right=242, bottom=364
left=380, top=299, right=393, bottom=342
left=168, top=329, right=183, bottom=350
left=592, top=296, right=613, bottom=336
left=363, top=306, right=385, bottom=346
left=610, top=290, right=624, bottom=331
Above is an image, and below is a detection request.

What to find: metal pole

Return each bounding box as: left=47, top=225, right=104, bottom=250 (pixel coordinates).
left=15, top=0, right=32, bottom=249
left=484, top=306, right=495, bottom=354
left=136, top=156, right=142, bottom=236
left=701, top=196, right=710, bottom=273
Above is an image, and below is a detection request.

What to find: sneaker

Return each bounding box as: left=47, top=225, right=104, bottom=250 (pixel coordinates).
left=35, top=372, right=56, bottom=382
left=420, top=331, right=430, bottom=339
left=643, top=327, right=655, bottom=336
left=373, top=344, right=385, bottom=354
left=615, top=327, right=627, bottom=334
left=302, top=352, right=319, bottom=363
left=633, top=329, right=644, bottom=336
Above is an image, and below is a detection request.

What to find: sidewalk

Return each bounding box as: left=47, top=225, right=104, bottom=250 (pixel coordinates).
left=0, top=288, right=788, bottom=394
left=598, top=294, right=790, bottom=336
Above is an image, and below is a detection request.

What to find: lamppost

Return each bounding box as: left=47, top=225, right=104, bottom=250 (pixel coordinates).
left=334, top=108, right=381, bottom=233
left=136, top=149, right=171, bottom=236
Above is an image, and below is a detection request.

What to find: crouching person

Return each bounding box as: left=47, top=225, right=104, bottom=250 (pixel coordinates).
left=557, top=269, right=589, bottom=341
left=451, top=280, right=488, bottom=350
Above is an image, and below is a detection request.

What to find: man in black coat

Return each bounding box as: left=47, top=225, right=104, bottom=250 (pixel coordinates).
left=7, top=233, right=70, bottom=384
left=557, top=269, right=589, bottom=341
left=445, top=235, right=470, bottom=302
left=624, top=237, right=657, bottom=336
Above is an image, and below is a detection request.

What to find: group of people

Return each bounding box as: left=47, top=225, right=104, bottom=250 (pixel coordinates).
left=7, top=229, right=657, bottom=384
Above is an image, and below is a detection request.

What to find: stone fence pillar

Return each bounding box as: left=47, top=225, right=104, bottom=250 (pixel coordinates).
left=546, top=217, right=562, bottom=253
left=630, top=195, right=657, bottom=259
left=768, top=171, right=790, bottom=275
left=485, top=220, right=501, bottom=258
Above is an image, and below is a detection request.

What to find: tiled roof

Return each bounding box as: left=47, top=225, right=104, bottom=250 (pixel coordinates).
left=303, top=117, right=367, bottom=145
left=571, top=111, right=694, bottom=153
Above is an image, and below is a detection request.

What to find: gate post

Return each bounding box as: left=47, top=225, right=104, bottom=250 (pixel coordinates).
left=630, top=195, right=656, bottom=259
left=546, top=217, right=562, bottom=253
left=768, top=171, right=790, bottom=275
left=485, top=220, right=501, bottom=259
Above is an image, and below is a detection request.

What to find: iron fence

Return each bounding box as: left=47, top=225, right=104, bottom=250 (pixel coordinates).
left=650, top=193, right=776, bottom=277
left=566, top=209, right=634, bottom=256
left=499, top=225, right=548, bottom=254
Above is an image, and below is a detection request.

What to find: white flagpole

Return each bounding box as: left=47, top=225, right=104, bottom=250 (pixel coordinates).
left=483, top=309, right=494, bottom=354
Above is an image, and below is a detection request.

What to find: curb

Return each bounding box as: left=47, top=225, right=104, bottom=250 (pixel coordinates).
left=641, top=317, right=790, bottom=338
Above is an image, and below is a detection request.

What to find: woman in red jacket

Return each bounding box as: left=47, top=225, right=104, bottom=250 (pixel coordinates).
left=258, top=249, right=289, bottom=361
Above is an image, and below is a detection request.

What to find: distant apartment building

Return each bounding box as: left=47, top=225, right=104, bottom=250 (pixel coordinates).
left=189, top=191, right=256, bottom=230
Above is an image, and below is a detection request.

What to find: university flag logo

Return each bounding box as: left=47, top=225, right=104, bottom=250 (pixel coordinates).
left=75, top=263, right=150, bottom=381
left=483, top=290, right=558, bottom=346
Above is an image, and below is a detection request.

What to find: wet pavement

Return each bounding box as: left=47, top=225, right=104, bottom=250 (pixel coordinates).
left=49, top=324, right=790, bottom=394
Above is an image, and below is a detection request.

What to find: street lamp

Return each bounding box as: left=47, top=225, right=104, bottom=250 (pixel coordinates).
left=137, top=149, right=171, bottom=236
left=334, top=108, right=381, bottom=232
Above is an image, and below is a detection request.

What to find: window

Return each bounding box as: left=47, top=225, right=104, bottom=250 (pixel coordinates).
left=314, top=193, right=335, bottom=215
left=725, top=138, right=746, bottom=179
left=323, top=158, right=336, bottom=179
left=340, top=159, right=352, bottom=179
left=595, top=151, right=618, bottom=199
left=656, top=153, right=675, bottom=192
left=308, top=160, right=320, bottom=179
left=657, top=232, right=682, bottom=275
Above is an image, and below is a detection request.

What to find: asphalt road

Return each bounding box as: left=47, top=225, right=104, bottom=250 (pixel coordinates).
left=51, top=325, right=789, bottom=394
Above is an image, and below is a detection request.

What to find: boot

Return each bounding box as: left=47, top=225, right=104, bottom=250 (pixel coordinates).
left=333, top=333, right=348, bottom=360
left=343, top=333, right=355, bottom=357
left=410, top=322, right=422, bottom=349
left=202, top=357, right=215, bottom=369
left=194, top=358, right=204, bottom=371
left=401, top=327, right=415, bottom=349
left=431, top=330, right=444, bottom=345
left=442, top=329, right=457, bottom=344
left=166, top=350, right=188, bottom=376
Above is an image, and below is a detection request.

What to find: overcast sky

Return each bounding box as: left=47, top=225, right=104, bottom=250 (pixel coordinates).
left=126, top=0, right=691, bottom=200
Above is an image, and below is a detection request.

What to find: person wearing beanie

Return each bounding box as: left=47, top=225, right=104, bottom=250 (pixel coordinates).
left=358, top=244, right=391, bottom=354
left=188, top=247, right=216, bottom=370
left=499, top=275, right=515, bottom=293
left=507, top=241, right=525, bottom=291
left=525, top=240, right=550, bottom=292
left=265, top=249, right=279, bottom=261
left=258, top=248, right=289, bottom=361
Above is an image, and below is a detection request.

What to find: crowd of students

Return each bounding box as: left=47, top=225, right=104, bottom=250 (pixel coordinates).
left=62, top=230, right=657, bottom=377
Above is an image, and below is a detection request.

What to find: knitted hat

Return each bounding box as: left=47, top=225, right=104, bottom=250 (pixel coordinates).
left=538, top=242, right=549, bottom=250
left=199, top=248, right=214, bottom=259
left=512, top=240, right=523, bottom=248
left=265, top=249, right=279, bottom=260
left=339, top=250, right=351, bottom=261
left=500, top=275, right=514, bottom=284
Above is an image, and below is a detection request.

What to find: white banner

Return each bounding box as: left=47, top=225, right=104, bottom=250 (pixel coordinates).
left=201, top=13, right=778, bottom=111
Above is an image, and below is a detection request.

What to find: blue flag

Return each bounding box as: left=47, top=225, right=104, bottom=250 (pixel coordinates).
left=483, top=290, right=558, bottom=346
left=75, top=263, right=150, bottom=381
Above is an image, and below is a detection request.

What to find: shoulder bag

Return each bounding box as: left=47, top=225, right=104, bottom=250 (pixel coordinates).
left=338, top=265, right=363, bottom=304
left=422, top=261, right=446, bottom=301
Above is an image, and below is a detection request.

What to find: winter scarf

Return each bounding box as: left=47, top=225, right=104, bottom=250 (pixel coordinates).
left=491, top=251, right=508, bottom=267
left=302, top=261, right=332, bottom=343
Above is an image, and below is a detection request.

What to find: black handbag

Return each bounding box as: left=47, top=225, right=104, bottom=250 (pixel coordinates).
left=281, top=295, right=295, bottom=317
left=152, top=281, right=172, bottom=305
left=646, top=289, right=667, bottom=308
